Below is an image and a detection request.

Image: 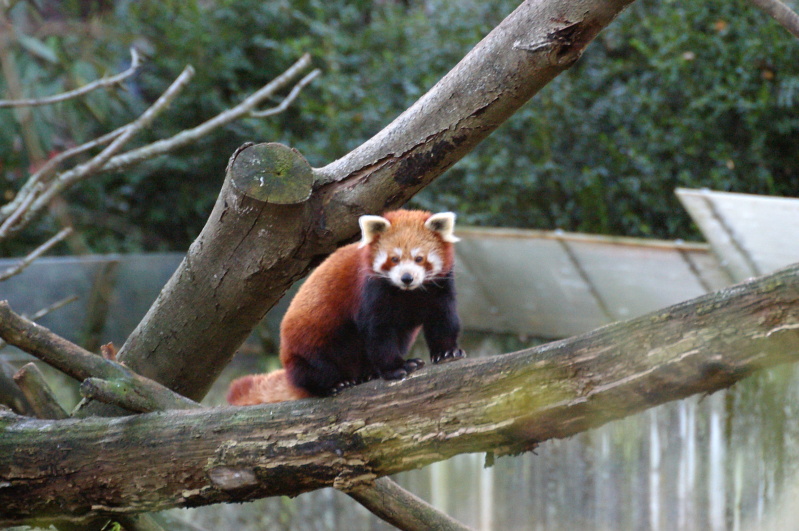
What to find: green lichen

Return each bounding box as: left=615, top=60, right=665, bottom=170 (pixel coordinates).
left=230, top=143, right=313, bottom=204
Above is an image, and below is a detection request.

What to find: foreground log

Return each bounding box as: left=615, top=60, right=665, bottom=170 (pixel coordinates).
left=2, top=263, right=797, bottom=526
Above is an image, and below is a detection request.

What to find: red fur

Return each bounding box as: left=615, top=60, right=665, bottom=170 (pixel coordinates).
left=226, top=370, right=311, bottom=405
left=226, top=209, right=457, bottom=405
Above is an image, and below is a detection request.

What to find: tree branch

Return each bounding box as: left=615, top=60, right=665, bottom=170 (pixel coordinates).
left=0, top=301, right=201, bottom=412
left=0, top=294, right=79, bottom=351
left=348, top=477, right=472, bottom=531
left=1, top=262, right=797, bottom=525
left=747, top=0, right=799, bottom=39
left=0, top=48, right=143, bottom=109
left=0, top=227, right=72, bottom=281
left=0, top=53, right=318, bottom=240
left=12, top=363, right=68, bottom=420
left=0, top=65, right=195, bottom=241
left=249, top=68, right=321, bottom=118
left=0, top=360, right=35, bottom=416
left=99, top=0, right=636, bottom=410
left=96, top=53, right=316, bottom=176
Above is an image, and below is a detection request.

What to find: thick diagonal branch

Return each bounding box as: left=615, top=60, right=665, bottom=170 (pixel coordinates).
left=104, top=0, right=636, bottom=405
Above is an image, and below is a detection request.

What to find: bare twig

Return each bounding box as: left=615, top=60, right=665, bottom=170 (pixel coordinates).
left=98, top=53, right=315, bottom=174
left=8, top=66, right=196, bottom=237
left=28, top=295, right=80, bottom=321
left=0, top=48, right=143, bottom=108
left=0, top=125, right=128, bottom=224
left=0, top=53, right=316, bottom=240
left=747, top=0, right=799, bottom=39
left=0, top=301, right=202, bottom=412
left=0, top=182, right=41, bottom=239
left=0, top=227, right=73, bottom=281
left=13, top=363, right=68, bottom=419
left=249, top=68, right=321, bottom=118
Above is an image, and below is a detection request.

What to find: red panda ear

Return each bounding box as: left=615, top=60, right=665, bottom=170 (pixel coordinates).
left=358, top=215, right=391, bottom=248
left=425, top=212, right=460, bottom=243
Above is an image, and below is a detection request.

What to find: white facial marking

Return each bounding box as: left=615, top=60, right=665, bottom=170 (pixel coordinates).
left=372, top=250, right=388, bottom=273
left=427, top=250, right=443, bottom=276
left=389, top=260, right=426, bottom=290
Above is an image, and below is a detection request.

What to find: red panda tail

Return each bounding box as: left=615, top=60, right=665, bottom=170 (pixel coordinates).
left=226, top=369, right=312, bottom=405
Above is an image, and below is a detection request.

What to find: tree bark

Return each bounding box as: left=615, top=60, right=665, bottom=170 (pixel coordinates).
left=2, top=263, right=797, bottom=526
left=0, top=301, right=201, bottom=412
left=747, top=0, right=799, bottom=40
left=348, top=477, right=471, bottom=531
left=94, top=0, right=636, bottom=409
left=26, top=1, right=636, bottom=527
left=105, top=143, right=314, bottom=402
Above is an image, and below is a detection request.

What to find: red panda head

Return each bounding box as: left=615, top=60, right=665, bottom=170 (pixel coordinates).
left=358, top=210, right=459, bottom=290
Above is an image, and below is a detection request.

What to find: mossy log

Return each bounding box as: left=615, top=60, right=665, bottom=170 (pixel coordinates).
left=2, top=263, right=797, bottom=526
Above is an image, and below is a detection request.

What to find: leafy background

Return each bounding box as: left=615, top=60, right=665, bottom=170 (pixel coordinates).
left=2, top=0, right=798, bottom=254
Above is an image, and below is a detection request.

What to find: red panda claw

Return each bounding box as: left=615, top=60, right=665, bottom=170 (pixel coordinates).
left=331, top=380, right=359, bottom=395
left=432, top=349, right=466, bottom=364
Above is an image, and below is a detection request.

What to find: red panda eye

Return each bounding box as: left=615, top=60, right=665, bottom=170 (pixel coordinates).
left=414, top=256, right=424, bottom=263
left=391, top=256, right=400, bottom=264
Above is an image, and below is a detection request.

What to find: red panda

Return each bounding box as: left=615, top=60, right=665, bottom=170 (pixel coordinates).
left=227, top=209, right=466, bottom=405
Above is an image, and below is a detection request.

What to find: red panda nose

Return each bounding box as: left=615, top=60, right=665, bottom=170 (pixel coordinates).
left=401, top=273, right=414, bottom=285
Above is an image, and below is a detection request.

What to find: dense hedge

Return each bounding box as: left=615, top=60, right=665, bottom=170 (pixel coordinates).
left=2, top=0, right=798, bottom=252
left=426, top=1, right=799, bottom=238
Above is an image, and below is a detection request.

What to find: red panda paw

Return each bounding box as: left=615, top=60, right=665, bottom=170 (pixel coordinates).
left=331, top=380, right=359, bottom=394
left=431, top=349, right=466, bottom=364
left=381, top=368, right=408, bottom=380
left=356, top=373, right=379, bottom=384
left=330, top=373, right=380, bottom=395
left=403, top=358, right=425, bottom=373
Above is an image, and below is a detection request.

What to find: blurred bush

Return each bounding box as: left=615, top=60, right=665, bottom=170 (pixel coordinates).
left=2, top=0, right=797, bottom=253
left=423, top=0, right=799, bottom=238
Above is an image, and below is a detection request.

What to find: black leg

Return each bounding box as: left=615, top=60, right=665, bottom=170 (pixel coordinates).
left=286, top=355, right=347, bottom=397
left=424, top=300, right=466, bottom=364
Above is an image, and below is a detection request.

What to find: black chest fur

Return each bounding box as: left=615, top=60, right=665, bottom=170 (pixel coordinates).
left=287, top=271, right=462, bottom=396
left=357, top=273, right=456, bottom=330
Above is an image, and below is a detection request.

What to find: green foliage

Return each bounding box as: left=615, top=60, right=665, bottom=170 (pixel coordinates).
left=63, top=0, right=506, bottom=250
left=419, top=0, right=799, bottom=238
left=3, top=0, right=798, bottom=252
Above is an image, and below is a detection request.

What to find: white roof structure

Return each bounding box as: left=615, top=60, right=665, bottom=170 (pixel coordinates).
left=677, top=188, right=799, bottom=282
left=456, top=189, right=799, bottom=338
left=455, top=228, right=730, bottom=338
